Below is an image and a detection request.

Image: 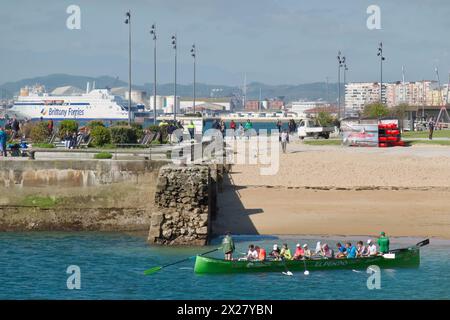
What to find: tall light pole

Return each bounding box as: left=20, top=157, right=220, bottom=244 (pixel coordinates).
left=171, top=34, right=177, bottom=120
left=190, top=44, right=196, bottom=114
left=125, top=10, right=132, bottom=126
left=343, top=61, right=348, bottom=117
left=150, top=24, right=157, bottom=124
left=377, top=42, right=386, bottom=104
left=337, top=51, right=345, bottom=119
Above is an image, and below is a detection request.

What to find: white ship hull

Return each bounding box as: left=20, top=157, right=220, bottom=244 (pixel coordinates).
left=7, top=89, right=129, bottom=121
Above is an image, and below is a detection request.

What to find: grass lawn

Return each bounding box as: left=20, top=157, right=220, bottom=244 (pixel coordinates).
left=402, top=130, right=450, bottom=139
left=303, top=139, right=342, bottom=146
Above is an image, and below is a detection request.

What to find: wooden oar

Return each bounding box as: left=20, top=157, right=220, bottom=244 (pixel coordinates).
left=390, top=239, right=430, bottom=254
left=144, top=248, right=220, bottom=275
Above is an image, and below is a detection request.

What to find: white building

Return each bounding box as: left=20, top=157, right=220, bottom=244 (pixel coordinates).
left=148, top=95, right=180, bottom=114
left=344, top=82, right=385, bottom=115
left=290, top=101, right=329, bottom=116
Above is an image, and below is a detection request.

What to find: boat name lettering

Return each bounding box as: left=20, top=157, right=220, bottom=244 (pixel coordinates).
left=48, top=108, right=85, bottom=117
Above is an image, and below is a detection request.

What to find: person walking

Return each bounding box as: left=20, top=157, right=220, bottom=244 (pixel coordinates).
left=280, top=130, right=288, bottom=153
left=222, top=231, right=235, bottom=261
left=0, top=126, right=8, bottom=157
left=428, top=117, right=435, bottom=140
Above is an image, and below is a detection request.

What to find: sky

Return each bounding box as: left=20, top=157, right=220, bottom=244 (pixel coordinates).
left=1, top=0, right=450, bottom=86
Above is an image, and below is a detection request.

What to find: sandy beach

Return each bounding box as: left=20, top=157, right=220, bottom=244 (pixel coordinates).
left=214, top=142, right=450, bottom=239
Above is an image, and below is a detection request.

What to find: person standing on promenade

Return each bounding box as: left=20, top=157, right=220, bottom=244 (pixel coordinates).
left=230, top=120, right=236, bottom=139
left=377, top=231, right=390, bottom=254
left=428, top=117, right=435, bottom=140
left=47, top=119, right=54, bottom=135
left=222, top=231, right=235, bottom=260
left=280, top=130, right=288, bottom=153
left=11, top=117, right=20, bottom=139
left=0, top=126, right=8, bottom=157
left=187, top=121, right=195, bottom=141
left=276, top=120, right=282, bottom=133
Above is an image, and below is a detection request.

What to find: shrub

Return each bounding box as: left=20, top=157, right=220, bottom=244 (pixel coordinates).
left=87, top=120, right=105, bottom=129
left=130, top=123, right=144, bottom=142
left=110, top=126, right=137, bottom=144
left=30, top=122, right=51, bottom=143
left=32, top=143, right=55, bottom=148
left=58, top=120, right=78, bottom=138
left=20, top=122, right=35, bottom=139
left=90, top=126, right=111, bottom=147
left=94, top=152, right=113, bottom=159
left=113, top=121, right=129, bottom=127
left=147, top=124, right=160, bottom=133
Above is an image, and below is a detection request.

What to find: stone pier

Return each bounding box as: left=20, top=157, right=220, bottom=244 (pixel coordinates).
left=148, top=165, right=214, bottom=245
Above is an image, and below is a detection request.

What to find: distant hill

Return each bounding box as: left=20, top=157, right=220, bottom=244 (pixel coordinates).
left=0, top=74, right=342, bottom=102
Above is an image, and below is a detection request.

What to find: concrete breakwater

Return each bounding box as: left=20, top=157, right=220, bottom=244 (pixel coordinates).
left=0, top=160, right=167, bottom=231
left=0, top=159, right=224, bottom=245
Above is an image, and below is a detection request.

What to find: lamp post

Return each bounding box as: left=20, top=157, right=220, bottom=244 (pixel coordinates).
left=337, top=51, right=346, bottom=119
left=150, top=24, right=157, bottom=124
left=124, top=10, right=132, bottom=126
left=377, top=42, right=386, bottom=103
left=343, top=61, right=348, bottom=117
left=190, top=44, right=196, bottom=114
left=171, top=34, right=177, bottom=120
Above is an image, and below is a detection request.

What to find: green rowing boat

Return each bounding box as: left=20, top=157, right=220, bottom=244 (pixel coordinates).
left=194, top=239, right=429, bottom=274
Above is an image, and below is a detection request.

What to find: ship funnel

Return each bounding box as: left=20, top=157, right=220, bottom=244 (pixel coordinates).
left=86, top=82, right=90, bottom=93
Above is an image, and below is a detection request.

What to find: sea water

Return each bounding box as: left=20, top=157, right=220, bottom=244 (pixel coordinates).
left=0, top=232, right=448, bottom=300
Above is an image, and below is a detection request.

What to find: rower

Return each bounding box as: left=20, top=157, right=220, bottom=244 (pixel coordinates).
left=356, top=241, right=367, bottom=257
left=293, top=243, right=304, bottom=260
left=280, top=243, right=292, bottom=260
left=345, top=242, right=357, bottom=259
left=270, top=244, right=281, bottom=260
left=247, top=244, right=258, bottom=260
left=335, top=242, right=347, bottom=258
left=257, top=246, right=266, bottom=261
left=302, top=244, right=312, bottom=259
left=377, top=231, right=390, bottom=254
left=366, top=239, right=378, bottom=256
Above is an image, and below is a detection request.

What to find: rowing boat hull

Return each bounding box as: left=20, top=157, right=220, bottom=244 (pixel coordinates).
left=194, top=247, right=420, bottom=274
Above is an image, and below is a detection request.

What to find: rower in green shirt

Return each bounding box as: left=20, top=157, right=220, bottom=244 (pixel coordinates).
left=377, top=231, right=390, bottom=254
left=222, top=232, right=235, bottom=260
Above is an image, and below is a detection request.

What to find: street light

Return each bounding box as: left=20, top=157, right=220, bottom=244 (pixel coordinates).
left=190, top=44, right=196, bottom=114
left=150, top=24, right=157, bottom=124
left=337, top=51, right=346, bottom=119
left=377, top=42, right=386, bottom=103
left=171, top=34, right=177, bottom=120
left=343, top=61, right=348, bottom=117
left=124, top=10, right=132, bottom=126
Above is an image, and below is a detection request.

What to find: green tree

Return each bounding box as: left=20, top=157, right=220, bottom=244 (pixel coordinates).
left=90, top=126, right=111, bottom=147
left=30, top=122, right=51, bottom=143
left=316, top=111, right=335, bottom=127
left=87, top=120, right=105, bottom=129
left=58, top=120, right=78, bottom=138
left=363, top=102, right=389, bottom=119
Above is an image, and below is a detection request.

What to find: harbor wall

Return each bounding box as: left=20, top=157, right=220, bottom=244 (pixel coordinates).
left=147, top=165, right=215, bottom=246
left=0, top=159, right=167, bottom=231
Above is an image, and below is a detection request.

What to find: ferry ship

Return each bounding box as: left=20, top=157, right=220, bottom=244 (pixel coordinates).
left=7, top=84, right=129, bottom=121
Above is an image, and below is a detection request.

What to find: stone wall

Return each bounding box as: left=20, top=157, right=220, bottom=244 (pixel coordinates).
left=148, top=165, right=212, bottom=245
left=0, top=159, right=167, bottom=231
